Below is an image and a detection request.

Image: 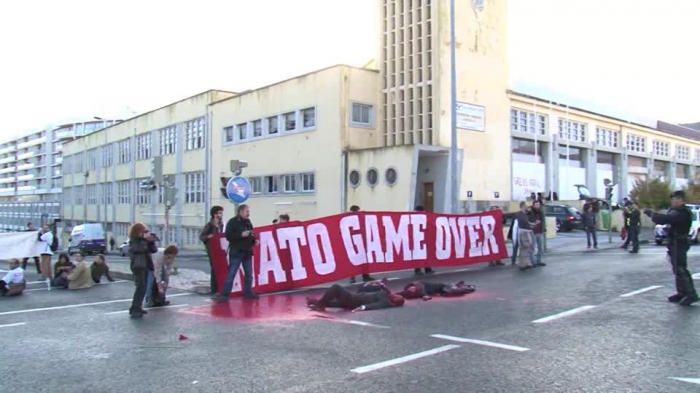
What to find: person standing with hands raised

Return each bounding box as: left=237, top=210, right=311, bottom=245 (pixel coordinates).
left=216, top=204, right=259, bottom=302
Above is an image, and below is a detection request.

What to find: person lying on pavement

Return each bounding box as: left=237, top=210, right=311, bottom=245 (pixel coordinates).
left=398, top=280, right=476, bottom=300
left=307, top=284, right=405, bottom=312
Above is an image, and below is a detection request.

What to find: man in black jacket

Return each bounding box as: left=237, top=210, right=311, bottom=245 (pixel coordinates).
left=200, top=206, right=224, bottom=297
left=307, top=284, right=405, bottom=312
left=628, top=203, right=641, bottom=254
left=216, top=204, right=258, bottom=302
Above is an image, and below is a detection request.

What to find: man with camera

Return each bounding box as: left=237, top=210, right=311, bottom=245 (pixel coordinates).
left=216, top=204, right=259, bottom=302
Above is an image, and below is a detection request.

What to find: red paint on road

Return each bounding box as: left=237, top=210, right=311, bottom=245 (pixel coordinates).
left=182, top=293, right=325, bottom=322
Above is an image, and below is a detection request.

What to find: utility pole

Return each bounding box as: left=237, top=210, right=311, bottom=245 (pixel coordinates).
left=604, top=179, right=616, bottom=244
left=144, top=156, right=178, bottom=274
left=449, top=0, right=459, bottom=214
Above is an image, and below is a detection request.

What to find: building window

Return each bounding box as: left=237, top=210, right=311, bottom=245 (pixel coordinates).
left=136, top=133, right=152, bottom=160
left=63, top=187, right=72, bottom=206
left=252, top=120, right=263, bottom=138
left=102, top=144, right=113, bottom=167
left=102, top=183, right=113, bottom=205
left=300, top=173, right=315, bottom=192
left=283, top=112, right=296, bottom=132
left=558, top=119, right=586, bottom=142
left=348, top=170, right=361, bottom=187
left=237, top=123, right=248, bottom=141
left=510, top=109, right=547, bottom=135
left=114, top=223, right=129, bottom=241
left=695, top=148, right=700, bottom=162
left=223, top=126, right=234, bottom=144
left=367, top=168, right=379, bottom=187
left=185, top=118, right=205, bottom=151
left=676, top=145, right=690, bottom=161
left=351, top=103, right=374, bottom=127
left=282, top=174, right=297, bottom=192
left=385, top=168, right=398, bottom=186
left=117, top=181, right=131, bottom=204
left=250, top=177, right=262, bottom=194
left=86, top=149, right=97, bottom=170
left=264, top=175, right=278, bottom=193
left=62, top=156, right=73, bottom=175
left=117, top=139, right=131, bottom=164
left=160, top=126, right=177, bottom=156
left=184, top=172, right=205, bottom=204
left=86, top=185, right=96, bottom=204
left=301, top=108, right=316, bottom=129
left=136, top=178, right=152, bottom=205
left=267, top=116, right=279, bottom=135
left=652, top=140, right=669, bottom=157
left=183, top=227, right=201, bottom=246
left=595, top=127, right=619, bottom=148
left=75, top=188, right=84, bottom=204
left=626, top=134, right=646, bottom=153
left=75, top=153, right=83, bottom=173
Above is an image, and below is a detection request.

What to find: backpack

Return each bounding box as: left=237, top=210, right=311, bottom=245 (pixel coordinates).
left=50, top=229, right=59, bottom=252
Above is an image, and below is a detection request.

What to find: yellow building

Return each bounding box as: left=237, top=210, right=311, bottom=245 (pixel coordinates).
left=60, top=0, right=700, bottom=249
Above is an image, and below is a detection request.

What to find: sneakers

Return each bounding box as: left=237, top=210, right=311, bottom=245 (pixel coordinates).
left=243, top=294, right=260, bottom=300
left=425, top=268, right=436, bottom=274
left=679, top=295, right=699, bottom=306
left=495, top=261, right=505, bottom=267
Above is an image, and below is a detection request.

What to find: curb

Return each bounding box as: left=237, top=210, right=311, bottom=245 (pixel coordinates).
left=109, top=270, right=211, bottom=295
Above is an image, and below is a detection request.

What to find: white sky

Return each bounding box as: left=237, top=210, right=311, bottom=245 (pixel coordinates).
left=1, top=0, right=698, bottom=140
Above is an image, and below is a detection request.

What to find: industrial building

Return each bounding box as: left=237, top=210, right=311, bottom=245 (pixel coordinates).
left=57, top=0, right=700, bottom=250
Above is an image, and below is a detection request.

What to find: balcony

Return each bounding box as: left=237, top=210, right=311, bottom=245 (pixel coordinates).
left=0, top=156, right=16, bottom=165
left=0, top=177, right=16, bottom=184
left=16, top=162, right=35, bottom=171
left=17, top=174, right=35, bottom=181
left=0, top=188, right=14, bottom=194
left=0, top=145, right=16, bottom=155
left=0, top=166, right=15, bottom=174
left=17, top=151, right=37, bottom=160
left=17, top=136, right=46, bottom=150
left=53, top=129, right=74, bottom=140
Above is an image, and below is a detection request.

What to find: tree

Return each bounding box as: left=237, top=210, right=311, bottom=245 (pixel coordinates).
left=681, top=181, right=700, bottom=204
left=629, top=177, right=672, bottom=210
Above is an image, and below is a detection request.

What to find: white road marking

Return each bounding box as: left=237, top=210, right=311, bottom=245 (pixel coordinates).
left=0, top=322, right=26, bottom=329
left=26, top=280, right=127, bottom=286
left=431, top=334, right=530, bottom=352
left=0, top=293, right=192, bottom=316
left=314, top=316, right=389, bottom=329
left=619, top=285, right=663, bottom=298
left=669, top=377, right=700, bottom=385
left=693, top=273, right=700, bottom=279
left=532, top=305, right=596, bottom=324
left=105, top=304, right=190, bottom=315
left=351, top=345, right=461, bottom=374
left=24, top=280, right=129, bottom=292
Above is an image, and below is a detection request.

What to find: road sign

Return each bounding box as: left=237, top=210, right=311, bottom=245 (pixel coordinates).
left=226, top=176, right=251, bottom=204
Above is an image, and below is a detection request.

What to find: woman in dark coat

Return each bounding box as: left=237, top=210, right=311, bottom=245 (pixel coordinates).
left=127, top=222, right=158, bottom=319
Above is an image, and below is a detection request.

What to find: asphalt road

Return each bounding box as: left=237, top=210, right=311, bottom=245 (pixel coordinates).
left=2, top=244, right=699, bottom=392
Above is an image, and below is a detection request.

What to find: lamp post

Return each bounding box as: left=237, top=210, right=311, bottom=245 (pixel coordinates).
left=449, top=0, right=459, bottom=214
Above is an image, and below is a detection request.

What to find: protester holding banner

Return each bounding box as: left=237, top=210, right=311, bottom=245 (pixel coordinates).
left=216, top=204, right=259, bottom=302
left=37, top=224, right=54, bottom=290
left=516, top=202, right=536, bottom=271
left=413, top=205, right=436, bottom=275
left=348, top=205, right=376, bottom=284
left=200, top=205, right=224, bottom=298
left=22, top=222, right=41, bottom=274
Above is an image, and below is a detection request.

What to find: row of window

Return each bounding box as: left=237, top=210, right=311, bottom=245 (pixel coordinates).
left=62, top=172, right=206, bottom=206
left=512, top=108, right=699, bottom=160
left=348, top=167, right=398, bottom=188
left=223, top=107, right=317, bottom=144
left=240, top=173, right=316, bottom=195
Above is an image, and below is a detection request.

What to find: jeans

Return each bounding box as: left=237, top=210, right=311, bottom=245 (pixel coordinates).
left=585, top=227, right=598, bottom=247
left=144, top=270, right=155, bottom=302
left=130, top=270, right=148, bottom=314
left=52, top=275, right=69, bottom=289
left=220, top=252, right=253, bottom=299
left=669, top=240, right=697, bottom=297
left=205, top=245, right=218, bottom=294
left=628, top=226, right=640, bottom=252
left=532, top=233, right=545, bottom=265
left=517, top=229, right=535, bottom=268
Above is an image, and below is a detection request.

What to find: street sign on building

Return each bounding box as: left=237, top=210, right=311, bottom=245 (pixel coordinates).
left=226, top=176, right=251, bottom=204
left=456, top=102, right=486, bottom=132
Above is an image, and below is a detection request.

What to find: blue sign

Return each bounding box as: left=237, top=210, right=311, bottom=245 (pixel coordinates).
left=226, top=176, right=251, bottom=204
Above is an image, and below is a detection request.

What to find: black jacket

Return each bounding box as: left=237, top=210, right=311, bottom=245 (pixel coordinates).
left=128, top=238, right=158, bottom=272
left=652, top=206, right=692, bottom=243
left=351, top=291, right=394, bottom=310
left=629, top=209, right=641, bottom=228
left=225, top=216, right=256, bottom=256
left=200, top=220, right=224, bottom=244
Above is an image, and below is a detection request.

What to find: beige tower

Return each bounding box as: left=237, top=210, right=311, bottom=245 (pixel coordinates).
left=379, top=0, right=509, bottom=212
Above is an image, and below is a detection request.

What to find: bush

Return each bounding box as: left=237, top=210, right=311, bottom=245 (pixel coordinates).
left=683, top=181, right=700, bottom=204
left=629, top=177, right=672, bottom=209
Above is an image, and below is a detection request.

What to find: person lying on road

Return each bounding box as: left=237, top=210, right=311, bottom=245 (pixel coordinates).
left=398, top=280, right=476, bottom=301
left=307, top=284, right=405, bottom=312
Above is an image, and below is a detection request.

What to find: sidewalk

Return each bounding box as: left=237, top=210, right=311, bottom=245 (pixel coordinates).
left=108, top=260, right=212, bottom=295
left=545, top=228, right=653, bottom=254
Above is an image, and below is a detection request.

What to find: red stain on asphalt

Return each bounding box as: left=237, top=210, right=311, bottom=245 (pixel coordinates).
left=182, top=293, right=323, bottom=322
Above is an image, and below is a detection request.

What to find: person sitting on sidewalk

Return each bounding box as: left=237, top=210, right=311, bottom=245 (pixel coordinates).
left=307, top=284, right=405, bottom=312
left=66, top=252, right=94, bottom=290
left=146, top=245, right=179, bottom=308
left=1, top=259, right=26, bottom=297
left=52, top=253, right=75, bottom=289
left=398, top=280, right=476, bottom=300
left=90, top=254, right=115, bottom=284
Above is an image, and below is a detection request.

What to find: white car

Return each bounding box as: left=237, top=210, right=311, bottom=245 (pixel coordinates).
left=654, top=206, right=700, bottom=245
left=119, top=241, right=129, bottom=256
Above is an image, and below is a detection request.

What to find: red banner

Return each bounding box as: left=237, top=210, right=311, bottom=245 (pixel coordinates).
left=209, top=210, right=507, bottom=295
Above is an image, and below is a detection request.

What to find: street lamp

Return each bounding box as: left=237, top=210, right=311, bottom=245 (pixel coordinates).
left=449, top=0, right=458, bottom=214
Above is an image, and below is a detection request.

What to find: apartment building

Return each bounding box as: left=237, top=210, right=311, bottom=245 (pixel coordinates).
left=0, top=120, right=116, bottom=232
left=61, top=90, right=236, bottom=248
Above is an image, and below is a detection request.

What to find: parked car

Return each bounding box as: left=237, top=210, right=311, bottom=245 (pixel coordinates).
left=654, top=206, right=700, bottom=245
left=544, top=204, right=583, bottom=232
left=119, top=241, right=129, bottom=256
left=68, top=223, right=107, bottom=255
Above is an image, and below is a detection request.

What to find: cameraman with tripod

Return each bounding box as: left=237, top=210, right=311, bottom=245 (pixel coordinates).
left=216, top=204, right=259, bottom=302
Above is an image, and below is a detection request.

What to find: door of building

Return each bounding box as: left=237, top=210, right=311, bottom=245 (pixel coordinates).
left=423, top=182, right=434, bottom=212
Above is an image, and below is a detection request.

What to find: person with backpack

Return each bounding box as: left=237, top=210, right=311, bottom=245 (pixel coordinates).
left=37, top=224, right=55, bottom=290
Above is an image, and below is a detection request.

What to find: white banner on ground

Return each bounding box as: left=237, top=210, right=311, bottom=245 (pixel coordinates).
left=0, top=231, right=40, bottom=260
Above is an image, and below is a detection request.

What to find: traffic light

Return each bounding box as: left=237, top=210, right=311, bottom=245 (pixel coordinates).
left=230, top=159, right=248, bottom=176
left=219, top=177, right=230, bottom=198
left=163, top=186, right=178, bottom=208
left=151, top=156, right=163, bottom=184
